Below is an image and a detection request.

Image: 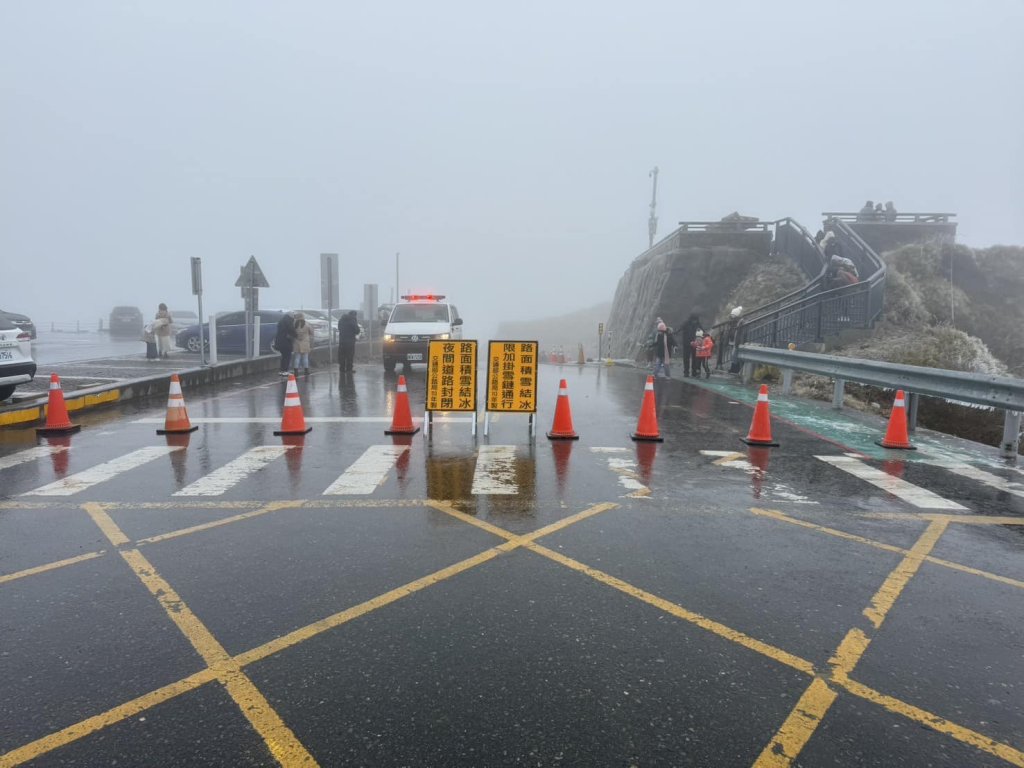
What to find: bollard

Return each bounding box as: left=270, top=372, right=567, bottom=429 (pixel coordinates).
left=781, top=368, right=793, bottom=396
left=1001, top=410, right=1022, bottom=461
left=208, top=314, right=218, bottom=364
left=907, top=392, right=919, bottom=433
left=832, top=378, right=845, bottom=410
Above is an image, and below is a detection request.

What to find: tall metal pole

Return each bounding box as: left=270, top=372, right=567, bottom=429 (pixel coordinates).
left=648, top=166, right=659, bottom=249
left=395, top=252, right=400, bottom=301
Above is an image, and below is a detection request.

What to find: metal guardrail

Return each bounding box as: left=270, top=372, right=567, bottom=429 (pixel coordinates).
left=736, top=346, right=1023, bottom=458
left=822, top=211, right=956, bottom=224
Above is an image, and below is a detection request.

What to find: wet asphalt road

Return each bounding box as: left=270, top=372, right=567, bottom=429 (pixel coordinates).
left=1, top=362, right=1022, bottom=767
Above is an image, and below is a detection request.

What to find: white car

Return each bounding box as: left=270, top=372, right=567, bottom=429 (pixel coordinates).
left=382, top=294, right=463, bottom=372
left=0, top=315, right=37, bottom=401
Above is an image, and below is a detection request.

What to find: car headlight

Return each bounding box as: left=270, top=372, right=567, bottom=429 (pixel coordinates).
left=384, top=334, right=393, bottom=342
left=436, top=333, right=450, bottom=340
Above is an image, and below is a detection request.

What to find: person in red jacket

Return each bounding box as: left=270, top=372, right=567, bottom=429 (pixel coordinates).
left=693, top=330, right=714, bottom=378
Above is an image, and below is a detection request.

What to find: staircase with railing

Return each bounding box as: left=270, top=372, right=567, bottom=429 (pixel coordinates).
left=712, top=216, right=889, bottom=369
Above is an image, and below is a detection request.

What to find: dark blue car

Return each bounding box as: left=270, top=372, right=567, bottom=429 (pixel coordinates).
left=175, top=310, right=286, bottom=354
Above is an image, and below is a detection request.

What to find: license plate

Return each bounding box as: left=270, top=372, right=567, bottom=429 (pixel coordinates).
left=406, top=353, right=423, bottom=361
left=0, top=350, right=13, bottom=360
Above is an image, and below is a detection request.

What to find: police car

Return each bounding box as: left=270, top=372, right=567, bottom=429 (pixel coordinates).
left=382, top=295, right=463, bottom=372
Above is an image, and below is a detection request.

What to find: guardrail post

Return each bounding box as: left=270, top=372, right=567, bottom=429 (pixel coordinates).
left=832, top=378, right=845, bottom=410
left=742, top=362, right=753, bottom=384
left=907, top=392, right=919, bottom=433
left=1001, top=411, right=1021, bottom=461
left=782, top=368, right=793, bottom=395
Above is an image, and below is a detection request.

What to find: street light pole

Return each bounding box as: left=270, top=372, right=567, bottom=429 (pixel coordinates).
left=648, top=166, right=659, bottom=249
left=395, top=252, right=400, bottom=301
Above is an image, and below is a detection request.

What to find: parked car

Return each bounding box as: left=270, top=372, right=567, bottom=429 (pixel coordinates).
left=168, top=309, right=199, bottom=336
left=109, top=305, right=144, bottom=336
left=0, top=309, right=37, bottom=339
left=175, top=310, right=287, bottom=354
left=0, top=315, right=36, bottom=401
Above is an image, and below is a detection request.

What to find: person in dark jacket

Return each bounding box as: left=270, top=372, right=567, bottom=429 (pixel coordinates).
left=337, top=311, right=360, bottom=372
left=679, top=313, right=704, bottom=377
left=274, top=313, right=296, bottom=376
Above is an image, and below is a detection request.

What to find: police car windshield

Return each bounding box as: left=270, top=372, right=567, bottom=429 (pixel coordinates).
left=391, top=304, right=448, bottom=322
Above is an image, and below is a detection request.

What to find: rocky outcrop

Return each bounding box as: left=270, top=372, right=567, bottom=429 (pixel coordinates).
left=606, top=228, right=771, bottom=358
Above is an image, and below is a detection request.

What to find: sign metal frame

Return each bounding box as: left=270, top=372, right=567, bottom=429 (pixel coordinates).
left=425, top=339, right=478, bottom=438
left=484, top=340, right=539, bottom=439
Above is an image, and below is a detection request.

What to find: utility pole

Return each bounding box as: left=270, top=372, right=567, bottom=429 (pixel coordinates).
left=648, top=166, right=659, bottom=249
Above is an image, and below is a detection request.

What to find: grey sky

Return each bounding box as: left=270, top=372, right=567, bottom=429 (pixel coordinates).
left=3, top=1, right=1022, bottom=335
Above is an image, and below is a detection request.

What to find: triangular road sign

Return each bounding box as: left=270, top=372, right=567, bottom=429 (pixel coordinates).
left=235, top=255, right=270, bottom=288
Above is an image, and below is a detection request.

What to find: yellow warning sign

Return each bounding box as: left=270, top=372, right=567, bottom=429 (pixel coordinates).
left=426, top=340, right=477, bottom=412
left=486, top=341, right=539, bottom=412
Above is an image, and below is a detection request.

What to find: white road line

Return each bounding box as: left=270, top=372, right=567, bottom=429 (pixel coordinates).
left=591, top=447, right=649, bottom=495
left=0, top=446, right=68, bottom=471
left=700, top=450, right=817, bottom=504
left=472, top=445, right=518, bottom=495
left=23, top=447, right=181, bottom=496
left=925, top=462, right=1024, bottom=499
left=174, top=446, right=291, bottom=496
left=815, top=455, right=967, bottom=510
left=323, top=445, right=409, bottom=495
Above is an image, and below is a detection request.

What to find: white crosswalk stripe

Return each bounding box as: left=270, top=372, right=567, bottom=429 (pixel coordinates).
left=472, top=445, right=518, bottom=495
left=323, top=445, right=409, bottom=495
left=591, top=447, right=650, bottom=497
left=22, top=446, right=181, bottom=497
left=923, top=461, right=1024, bottom=499
left=815, top=455, right=967, bottom=510
left=0, top=446, right=67, bottom=471
left=174, top=446, right=292, bottom=496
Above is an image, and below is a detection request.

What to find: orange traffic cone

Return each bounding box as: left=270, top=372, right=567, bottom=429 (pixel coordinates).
left=274, top=374, right=313, bottom=435
left=36, top=374, right=81, bottom=436
left=157, top=374, right=199, bottom=434
left=740, top=384, right=779, bottom=446
left=385, top=375, right=420, bottom=435
left=876, top=389, right=916, bottom=450
left=631, top=375, right=663, bottom=442
left=547, top=379, right=579, bottom=440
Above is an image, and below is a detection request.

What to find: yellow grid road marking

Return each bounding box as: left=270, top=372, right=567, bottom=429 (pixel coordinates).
left=863, top=519, right=947, bottom=629
left=84, top=504, right=317, bottom=767
left=752, top=678, right=837, bottom=768
left=836, top=677, right=1024, bottom=767
left=864, top=512, right=1024, bottom=525
left=2, top=498, right=1022, bottom=767
left=751, top=507, right=1024, bottom=591
left=0, top=550, right=106, bottom=585
left=136, top=500, right=305, bottom=545
left=753, top=519, right=949, bottom=767
left=525, top=541, right=816, bottom=676
left=234, top=544, right=511, bottom=667
left=0, top=669, right=217, bottom=768
left=84, top=504, right=130, bottom=546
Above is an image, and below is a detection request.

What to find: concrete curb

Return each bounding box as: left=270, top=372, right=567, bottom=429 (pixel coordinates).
left=0, top=347, right=335, bottom=429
